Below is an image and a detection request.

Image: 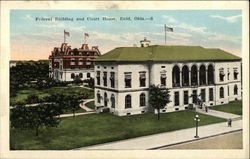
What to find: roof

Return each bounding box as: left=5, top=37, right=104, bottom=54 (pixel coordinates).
left=95, top=45, right=241, bottom=62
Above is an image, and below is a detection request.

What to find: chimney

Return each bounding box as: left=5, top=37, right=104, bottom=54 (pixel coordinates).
left=140, top=37, right=150, bottom=47
left=81, top=44, right=89, bottom=50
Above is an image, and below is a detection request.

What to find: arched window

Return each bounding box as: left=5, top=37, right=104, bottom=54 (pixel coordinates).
left=104, top=92, right=108, bottom=107
left=140, top=93, right=146, bottom=106
left=172, top=65, right=180, bottom=87
left=182, top=65, right=189, bottom=86
left=234, top=85, right=238, bottom=95
left=220, top=87, right=224, bottom=98
left=97, top=91, right=101, bottom=103
left=191, top=65, right=198, bottom=86
left=71, top=73, right=75, bottom=79
left=207, top=65, right=214, bottom=85
left=199, top=65, right=206, bottom=85
left=125, top=95, right=132, bottom=109
left=111, top=94, right=115, bottom=108
left=79, top=73, right=83, bottom=78
left=87, top=72, right=91, bottom=78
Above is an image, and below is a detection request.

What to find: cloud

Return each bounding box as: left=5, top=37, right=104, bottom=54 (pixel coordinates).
left=210, top=14, right=241, bottom=23
left=21, top=14, right=33, bottom=21
left=162, top=15, right=177, bottom=24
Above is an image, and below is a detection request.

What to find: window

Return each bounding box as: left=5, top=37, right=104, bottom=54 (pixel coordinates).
left=161, top=66, right=165, bottom=68
left=199, top=65, right=206, bottom=85
left=125, top=95, right=131, bottom=108
left=191, top=65, right=198, bottom=86
left=71, top=73, right=75, bottom=79
left=174, top=92, right=179, bottom=106
left=172, top=66, right=180, bottom=87
left=219, top=68, right=225, bottom=82
left=79, top=58, right=83, bottom=65
left=234, top=85, right=238, bottom=95
left=227, top=69, right=230, bottom=80
left=234, top=69, right=238, bottom=80
left=96, top=71, right=100, bottom=85
left=161, top=74, right=167, bottom=86
left=79, top=73, right=83, bottom=78
left=192, top=90, right=197, bottom=104
left=104, top=92, right=108, bottom=107
left=87, top=72, right=91, bottom=78
left=208, top=88, right=213, bottom=101
left=207, top=65, right=214, bottom=85
left=97, top=91, right=101, bottom=103
left=110, top=72, right=115, bottom=88
left=182, top=66, right=189, bottom=86
left=125, top=73, right=132, bottom=88
left=184, top=91, right=189, bottom=105
left=228, top=85, right=230, bottom=96
left=201, top=89, right=206, bottom=102
left=139, top=73, right=146, bottom=87
left=70, top=58, right=75, bottom=65
left=111, top=94, right=115, bottom=108
left=220, top=87, right=224, bottom=98
left=140, top=93, right=146, bottom=106
left=103, top=72, right=107, bottom=86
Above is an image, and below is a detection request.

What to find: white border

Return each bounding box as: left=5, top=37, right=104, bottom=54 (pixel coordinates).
left=0, top=1, right=249, bottom=159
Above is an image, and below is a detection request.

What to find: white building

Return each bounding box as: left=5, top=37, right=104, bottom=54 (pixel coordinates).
left=94, top=39, right=242, bottom=116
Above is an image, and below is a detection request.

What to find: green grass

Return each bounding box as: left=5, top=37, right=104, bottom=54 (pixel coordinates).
left=10, top=110, right=226, bottom=150
left=11, top=86, right=94, bottom=104
left=85, top=101, right=95, bottom=109
left=210, top=100, right=242, bottom=115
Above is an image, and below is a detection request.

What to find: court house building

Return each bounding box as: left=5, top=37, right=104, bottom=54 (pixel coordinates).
left=94, top=39, right=242, bottom=116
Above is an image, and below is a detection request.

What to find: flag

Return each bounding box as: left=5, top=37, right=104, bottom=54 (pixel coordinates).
left=165, top=25, right=173, bottom=32
left=84, top=33, right=89, bottom=37
left=64, top=30, right=70, bottom=37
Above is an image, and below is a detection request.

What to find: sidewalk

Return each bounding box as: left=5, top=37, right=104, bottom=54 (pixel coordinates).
left=80, top=99, right=95, bottom=112
left=195, top=108, right=241, bottom=119
left=76, top=119, right=242, bottom=150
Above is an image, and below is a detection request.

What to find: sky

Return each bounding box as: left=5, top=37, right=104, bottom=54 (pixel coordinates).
left=10, top=10, right=242, bottom=60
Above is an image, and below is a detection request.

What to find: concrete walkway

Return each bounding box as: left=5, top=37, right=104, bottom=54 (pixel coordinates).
left=80, top=99, right=95, bottom=112
left=195, top=108, right=241, bottom=120
left=76, top=119, right=242, bottom=150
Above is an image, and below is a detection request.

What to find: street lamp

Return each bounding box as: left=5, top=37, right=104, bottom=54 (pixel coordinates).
left=194, top=114, right=200, bottom=138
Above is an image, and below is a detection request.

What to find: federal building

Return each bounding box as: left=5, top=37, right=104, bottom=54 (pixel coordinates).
left=49, top=43, right=101, bottom=81
left=94, top=38, right=242, bottom=116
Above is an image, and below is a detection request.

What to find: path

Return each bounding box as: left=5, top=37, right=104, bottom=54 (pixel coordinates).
left=58, top=99, right=95, bottom=118
left=80, top=99, right=95, bottom=112
left=76, top=119, right=242, bottom=150
left=195, top=108, right=241, bottom=120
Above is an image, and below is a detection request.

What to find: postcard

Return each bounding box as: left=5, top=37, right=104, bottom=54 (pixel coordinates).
left=0, top=1, right=249, bottom=159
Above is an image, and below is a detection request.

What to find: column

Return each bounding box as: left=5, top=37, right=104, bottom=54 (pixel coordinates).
left=180, top=71, right=182, bottom=87
left=189, top=70, right=191, bottom=86
left=205, top=69, right=208, bottom=85
left=197, top=69, right=200, bottom=86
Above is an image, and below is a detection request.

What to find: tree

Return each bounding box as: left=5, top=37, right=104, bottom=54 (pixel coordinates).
left=10, top=103, right=60, bottom=136
left=64, top=94, right=84, bottom=117
left=73, top=76, right=83, bottom=85
left=149, top=85, right=171, bottom=120
left=26, top=94, right=40, bottom=104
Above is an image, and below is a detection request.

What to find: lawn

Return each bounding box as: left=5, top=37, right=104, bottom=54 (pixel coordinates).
left=10, top=110, right=226, bottom=150
left=210, top=100, right=242, bottom=115
left=10, top=86, right=94, bottom=104
left=62, top=107, right=86, bottom=114
left=85, top=101, right=95, bottom=109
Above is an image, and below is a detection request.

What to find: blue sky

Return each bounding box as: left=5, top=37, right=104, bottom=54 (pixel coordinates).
left=10, top=10, right=242, bottom=60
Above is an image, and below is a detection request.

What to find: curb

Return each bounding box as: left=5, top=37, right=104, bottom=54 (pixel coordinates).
left=148, top=129, right=242, bottom=150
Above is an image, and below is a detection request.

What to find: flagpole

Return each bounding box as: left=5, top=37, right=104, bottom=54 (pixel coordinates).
left=64, top=30, right=65, bottom=43
left=164, top=25, right=166, bottom=45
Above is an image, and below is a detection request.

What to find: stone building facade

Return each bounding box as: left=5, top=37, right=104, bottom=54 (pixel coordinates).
left=94, top=39, right=242, bottom=116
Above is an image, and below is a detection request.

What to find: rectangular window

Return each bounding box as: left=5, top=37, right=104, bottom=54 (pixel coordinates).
left=192, top=90, right=197, bottom=104
left=174, top=92, right=179, bottom=106
left=227, top=69, right=230, bottom=80
left=228, top=85, right=230, bottom=96
left=201, top=89, right=206, bottom=102
left=103, top=72, right=107, bottom=86
left=184, top=91, right=189, bottom=105
left=96, top=71, right=100, bottom=85
left=110, top=72, right=115, bottom=88
left=125, top=73, right=132, bottom=88
left=139, top=73, right=146, bottom=87
left=209, top=88, right=213, bottom=101
left=234, top=69, right=238, bottom=80
left=219, top=69, right=225, bottom=82
left=161, top=66, right=165, bottom=68
left=161, top=74, right=167, bottom=86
